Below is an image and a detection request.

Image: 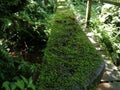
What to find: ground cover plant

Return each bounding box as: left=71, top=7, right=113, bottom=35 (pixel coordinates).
left=37, top=7, right=103, bottom=90
left=0, top=45, right=41, bottom=90
left=89, top=3, right=120, bottom=65
left=97, top=4, right=120, bottom=65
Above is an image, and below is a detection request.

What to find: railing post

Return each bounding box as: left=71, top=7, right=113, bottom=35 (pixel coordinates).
left=86, top=0, right=92, bottom=28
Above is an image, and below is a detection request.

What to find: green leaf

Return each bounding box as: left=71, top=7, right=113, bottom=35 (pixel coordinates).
left=28, top=77, right=35, bottom=90
left=15, top=80, right=25, bottom=90
left=28, top=77, right=33, bottom=85
left=29, top=84, right=35, bottom=90
left=21, top=76, right=28, bottom=84
left=10, top=82, right=17, bottom=90
left=2, top=81, right=10, bottom=90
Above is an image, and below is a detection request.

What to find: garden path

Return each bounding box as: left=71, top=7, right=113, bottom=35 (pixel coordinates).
left=84, top=29, right=120, bottom=90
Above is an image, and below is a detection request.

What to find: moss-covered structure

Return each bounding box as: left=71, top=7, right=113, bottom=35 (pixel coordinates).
left=37, top=8, right=104, bottom=90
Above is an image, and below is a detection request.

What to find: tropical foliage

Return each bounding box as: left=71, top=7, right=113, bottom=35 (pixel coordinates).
left=0, top=0, right=57, bottom=89
left=0, top=0, right=120, bottom=90
left=90, top=4, right=120, bottom=65
left=0, top=0, right=57, bottom=53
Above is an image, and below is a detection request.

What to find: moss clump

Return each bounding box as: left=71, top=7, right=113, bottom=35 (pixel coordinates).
left=37, top=9, right=103, bottom=90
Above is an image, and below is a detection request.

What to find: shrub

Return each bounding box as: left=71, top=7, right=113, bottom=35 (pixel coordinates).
left=37, top=8, right=103, bottom=90
left=0, top=0, right=57, bottom=53
left=0, top=45, right=40, bottom=89
left=93, top=4, right=120, bottom=65
left=2, top=76, right=35, bottom=90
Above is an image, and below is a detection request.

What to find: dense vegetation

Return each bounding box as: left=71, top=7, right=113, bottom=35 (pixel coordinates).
left=0, top=0, right=57, bottom=53
left=0, top=0, right=120, bottom=89
left=69, top=0, right=120, bottom=65
left=0, top=45, right=40, bottom=90
left=90, top=4, right=120, bottom=65
left=0, top=0, right=57, bottom=89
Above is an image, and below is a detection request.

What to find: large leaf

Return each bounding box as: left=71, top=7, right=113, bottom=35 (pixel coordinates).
left=15, top=80, right=25, bottom=90
left=27, top=77, right=35, bottom=90
left=21, top=76, right=28, bottom=84
left=2, top=81, right=10, bottom=90
left=10, top=82, right=17, bottom=90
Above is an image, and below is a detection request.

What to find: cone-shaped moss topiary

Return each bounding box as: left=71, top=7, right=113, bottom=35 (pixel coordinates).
left=37, top=8, right=104, bottom=90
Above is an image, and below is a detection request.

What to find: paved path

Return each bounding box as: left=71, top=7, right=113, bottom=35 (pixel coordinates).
left=84, top=29, right=120, bottom=90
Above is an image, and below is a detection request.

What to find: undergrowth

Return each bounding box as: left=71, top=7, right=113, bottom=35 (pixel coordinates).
left=0, top=45, right=40, bottom=90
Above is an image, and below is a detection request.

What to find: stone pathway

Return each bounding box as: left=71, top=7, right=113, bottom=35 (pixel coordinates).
left=85, top=30, right=120, bottom=90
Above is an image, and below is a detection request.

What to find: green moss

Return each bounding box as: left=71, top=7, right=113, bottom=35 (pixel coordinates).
left=37, top=9, right=103, bottom=90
